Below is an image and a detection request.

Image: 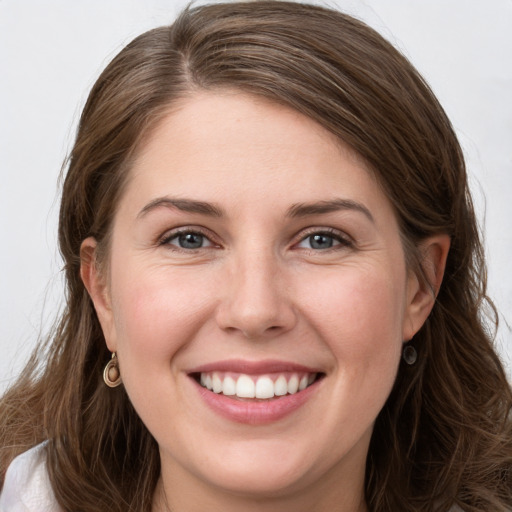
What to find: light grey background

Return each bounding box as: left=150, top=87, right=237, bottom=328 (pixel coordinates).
left=1, top=0, right=511, bottom=392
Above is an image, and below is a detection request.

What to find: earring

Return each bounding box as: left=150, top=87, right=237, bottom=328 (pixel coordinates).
left=103, top=352, right=122, bottom=387
left=402, top=344, right=418, bottom=365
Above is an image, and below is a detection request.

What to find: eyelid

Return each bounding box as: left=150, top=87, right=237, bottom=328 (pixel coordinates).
left=156, top=225, right=353, bottom=251
left=158, top=226, right=220, bottom=249
left=293, top=227, right=354, bottom=249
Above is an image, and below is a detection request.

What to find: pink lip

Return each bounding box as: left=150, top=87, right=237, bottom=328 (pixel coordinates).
left=187, top=358, right=322, bottom=375
left=187, top=359, right=324, bottom=425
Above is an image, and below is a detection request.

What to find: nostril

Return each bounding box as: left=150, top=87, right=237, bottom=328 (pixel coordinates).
left=214, top=294, right=298, bottom=339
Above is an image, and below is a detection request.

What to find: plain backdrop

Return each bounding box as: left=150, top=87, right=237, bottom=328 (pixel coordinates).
left=1, top=0, right=511, bottom=393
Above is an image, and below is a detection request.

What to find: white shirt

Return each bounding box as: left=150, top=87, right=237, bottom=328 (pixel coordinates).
left=0, top=443, right=62, bottom=512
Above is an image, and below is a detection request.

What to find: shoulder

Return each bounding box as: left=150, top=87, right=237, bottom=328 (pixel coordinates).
left=0, top=442, right=63, bottom=512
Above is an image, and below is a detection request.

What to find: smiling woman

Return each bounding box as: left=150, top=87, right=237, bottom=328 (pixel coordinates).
left=80, top=92, right=433, bottom=505
left=1, top=2, right=511, bottom=512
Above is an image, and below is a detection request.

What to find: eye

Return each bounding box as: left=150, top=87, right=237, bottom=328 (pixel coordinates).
left=296, top=230, right=352, bottom=250
left=161, top=230, right=214, bottom=250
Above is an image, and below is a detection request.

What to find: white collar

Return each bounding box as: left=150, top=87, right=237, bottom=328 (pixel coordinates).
left=0, top=442, right=63, bottom=512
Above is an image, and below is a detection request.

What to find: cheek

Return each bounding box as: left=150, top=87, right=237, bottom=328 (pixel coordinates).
left=298, top=263, right=405, bottom=406
left=107, top=266, right=216, bottom=428
left=302, top=264, right=406, bottom=349
left=109, top=263, right=214, bottom=363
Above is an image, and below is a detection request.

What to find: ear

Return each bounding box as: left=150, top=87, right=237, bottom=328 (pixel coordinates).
left=402, top=234, right=451, bottom=341
left=80, top=237, right=117, bottom=352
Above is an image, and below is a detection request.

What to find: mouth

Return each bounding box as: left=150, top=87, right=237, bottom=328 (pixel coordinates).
left=186, top=360, right=325, bottom=424
left=192, top=371, right=323, bottom=400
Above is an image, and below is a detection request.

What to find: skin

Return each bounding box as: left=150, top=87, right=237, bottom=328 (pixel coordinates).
left=81, top=91, right=449, bottom=512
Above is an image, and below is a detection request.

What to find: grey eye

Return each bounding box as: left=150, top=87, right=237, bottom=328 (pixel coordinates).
left=296, top=231, right=351, bottom=251
left=176, top=232, right=206, bottom=249
left=308, top=234, right=334, bottom=249
left=161, top=229, right=215, bottom=250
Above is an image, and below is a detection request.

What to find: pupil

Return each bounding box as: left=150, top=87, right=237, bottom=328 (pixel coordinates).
left=179, top=233, right=203, bottom=249
left=310, top=234, right=333, bottom=249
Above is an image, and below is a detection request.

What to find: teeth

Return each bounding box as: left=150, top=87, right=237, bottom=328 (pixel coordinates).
left=223, top=376, right=236, bottom=396
left=287, top=375, right=299, bottom=394
left=236, top=375, right=255, bottom=398
left=198, top=372, right=317, bottom=399
left=274, top=375, right=288, bottom=396
left=255, top=376, right=274, bottom=399
left=212, top=373, right=223, bottom=393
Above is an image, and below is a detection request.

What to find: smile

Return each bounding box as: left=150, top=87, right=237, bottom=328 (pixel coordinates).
left=188, top=360, right=325, bottom=424
left=198, top=371, right=318, bottom=399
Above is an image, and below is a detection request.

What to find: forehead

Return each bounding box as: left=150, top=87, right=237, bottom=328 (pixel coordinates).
left=135, top=90, right=349, bottom=165
left=120, top=90, right=393, bottom=223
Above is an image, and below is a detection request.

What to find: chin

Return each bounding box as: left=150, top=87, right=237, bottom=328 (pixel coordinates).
left=181, top=437, right=335, bottom=499
left=199, top=463, right=311, bottom=498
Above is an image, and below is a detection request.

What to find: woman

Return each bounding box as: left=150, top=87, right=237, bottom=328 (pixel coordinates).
left=1, top=2, right=511, bottom=511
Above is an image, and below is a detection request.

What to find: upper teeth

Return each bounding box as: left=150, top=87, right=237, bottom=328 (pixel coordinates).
left=199, top=372, right=316, bottom=399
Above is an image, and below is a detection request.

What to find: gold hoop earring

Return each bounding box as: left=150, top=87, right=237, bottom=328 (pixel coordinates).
left=103, top=352, right=122, bottom=387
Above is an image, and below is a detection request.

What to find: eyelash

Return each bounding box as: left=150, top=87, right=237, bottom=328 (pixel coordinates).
left=158, top=227, right=217, bottom=251
left=158, top=226, right=353, bottom=252
left=294, top=227, right=353, bottom=251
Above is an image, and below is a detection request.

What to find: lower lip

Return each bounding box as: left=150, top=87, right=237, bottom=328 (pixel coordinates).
left=191, top=377, right=321, bottom=425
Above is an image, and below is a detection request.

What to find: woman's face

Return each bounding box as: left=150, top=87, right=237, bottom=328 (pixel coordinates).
left=86, top=91, right=433, bottom=506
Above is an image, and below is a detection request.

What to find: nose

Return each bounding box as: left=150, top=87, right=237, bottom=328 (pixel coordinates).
left=215, top=248, right=297, bottom=339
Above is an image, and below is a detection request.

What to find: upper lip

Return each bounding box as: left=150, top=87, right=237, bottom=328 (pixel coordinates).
left=187, top=359, right=323, bottom=375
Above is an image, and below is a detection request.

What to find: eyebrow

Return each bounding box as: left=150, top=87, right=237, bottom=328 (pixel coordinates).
left=286, top=199, right=374, bottom=223
left=137, top=197, right=224, bottom=219
left=137, top=196, right=374, bottom=223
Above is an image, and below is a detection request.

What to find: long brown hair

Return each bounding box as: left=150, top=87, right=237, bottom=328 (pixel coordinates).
left=1, top=2, right=511, bottom=511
